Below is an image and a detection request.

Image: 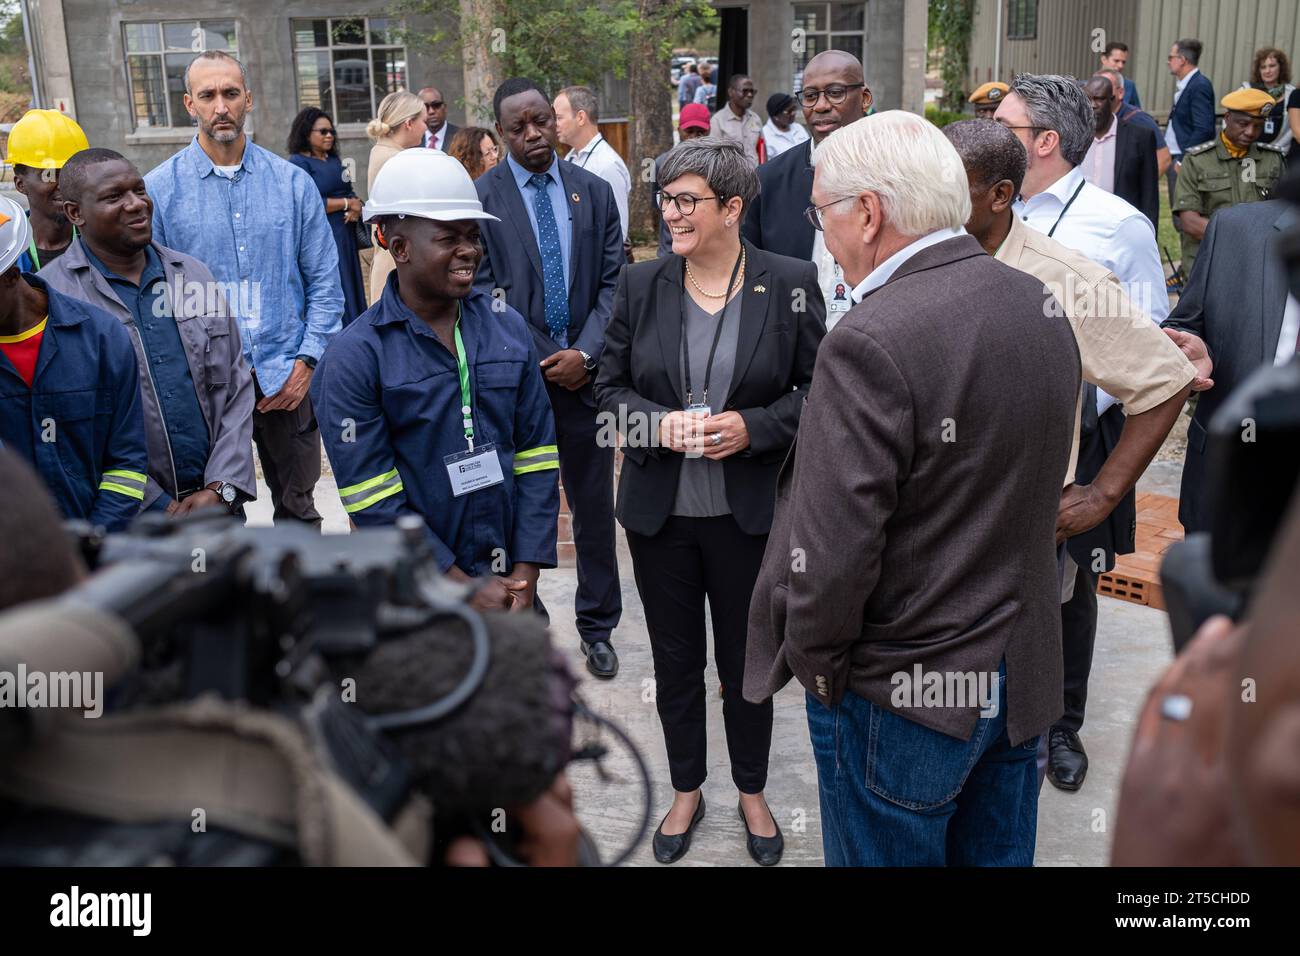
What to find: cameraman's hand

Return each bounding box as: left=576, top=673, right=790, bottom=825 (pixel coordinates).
left=444, top=775, right=582, bottom=867
left=1112, top=615, right=1248, bottom=866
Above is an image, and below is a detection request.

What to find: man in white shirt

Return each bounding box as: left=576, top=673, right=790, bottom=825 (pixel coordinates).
left=555, top=85, right=632, bottom=240
left=419, top=87, right=457, bottom=151
left=996, top=72, right=1171, bottom=793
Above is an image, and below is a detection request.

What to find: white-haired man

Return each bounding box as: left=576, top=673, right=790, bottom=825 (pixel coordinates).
left=743, top=111, right=1082, bottom=866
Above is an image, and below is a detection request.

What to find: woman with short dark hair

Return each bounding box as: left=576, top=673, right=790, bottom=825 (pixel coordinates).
left=595, top=137, right=825, bottom=866
left=287, top=107, right=366, bottom=323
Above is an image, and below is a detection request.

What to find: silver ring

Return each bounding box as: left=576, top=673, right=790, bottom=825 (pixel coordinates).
left=711, top=432, right=723, bottom=445
left=1160, top=693, right=1193, bottom=722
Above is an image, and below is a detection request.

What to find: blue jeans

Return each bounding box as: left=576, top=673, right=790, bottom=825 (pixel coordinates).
left=805, top=663, right=1039, bottom=866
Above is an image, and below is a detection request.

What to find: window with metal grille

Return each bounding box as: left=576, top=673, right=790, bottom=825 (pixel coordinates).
left=1006, top=0, right=1038, bottom=41
left=124, top=20, right=238, bottom=129
left=791, top=3, right=867, bottom=96
left=292, top=17, right=408, bottom=125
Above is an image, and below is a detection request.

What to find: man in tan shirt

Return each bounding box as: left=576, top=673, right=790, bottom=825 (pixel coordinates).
left=946, top=120, right=1195, bottom=792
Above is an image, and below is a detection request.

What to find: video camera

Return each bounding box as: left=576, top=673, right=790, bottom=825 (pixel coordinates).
left=0, top=512, right=651, bottom=865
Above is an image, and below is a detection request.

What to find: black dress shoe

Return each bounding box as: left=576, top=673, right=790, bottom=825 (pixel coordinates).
left=580, top=640, right=619, bottom=679
left=738, top=801, right=784, bottom=866
left=1047, top=727, right=1089, bottom=791
left=652, top=793, right=705, bottom=864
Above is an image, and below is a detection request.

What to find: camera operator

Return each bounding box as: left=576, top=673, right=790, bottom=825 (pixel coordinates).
left=310, top=149, right=560, bottom=615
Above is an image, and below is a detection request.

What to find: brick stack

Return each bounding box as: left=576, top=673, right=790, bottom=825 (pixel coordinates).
left=1097, top=492, right=1183, bottom=610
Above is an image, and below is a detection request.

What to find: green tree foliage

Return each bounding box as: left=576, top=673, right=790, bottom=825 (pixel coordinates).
left=928, top=0, right=975, bottom=114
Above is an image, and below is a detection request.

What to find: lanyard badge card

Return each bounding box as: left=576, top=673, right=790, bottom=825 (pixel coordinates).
left=682, top=248, right=744, bottom=417
left=443, top=315, right=505, bottom=497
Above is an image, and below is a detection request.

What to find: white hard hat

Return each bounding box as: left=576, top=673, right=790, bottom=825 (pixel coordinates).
left=0, top=194, right=31, bottom=274
left=363, top=148, right=500, bottom=223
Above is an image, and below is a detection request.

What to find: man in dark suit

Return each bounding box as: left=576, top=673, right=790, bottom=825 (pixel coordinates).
left=1162, top=199, right=1293, bottom=533
left=420, top=87, right=458, bottom=151
left=742, top=50, right=869, bottom=328
left=1083, top=74, right=1159, bottom=228
left=744, top=112, right=1081, bottom=866
left=1166, top=38, right=1216, bottom=216
left=474, top=77, right=625, bottom=678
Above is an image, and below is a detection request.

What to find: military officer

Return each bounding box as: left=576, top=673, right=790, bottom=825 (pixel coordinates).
left=1173, top=87, right=1287, bottom=273
left=968, top=81, right=1010, bottom=119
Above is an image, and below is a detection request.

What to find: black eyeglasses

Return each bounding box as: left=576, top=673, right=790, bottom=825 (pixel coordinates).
left=795, top=83, right=865, bottom=108
left=313, top=128, right=336, bottom=137
left=804, top=196, right=854, bottom=231
left=996, top=122, right=1046, bottom=135
left=656, top=188, right=723, bottom=217
left=426, top=101, right=445, bottom=109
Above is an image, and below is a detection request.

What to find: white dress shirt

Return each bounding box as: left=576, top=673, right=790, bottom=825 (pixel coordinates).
left=1082, top=114, right=1118, bottom=194
left=1015, top=165, right=1169, bottom=412
left=1276, top=294, right=1300, bottom=365
left=1165, top=67, right=1200, bottom=156
left=566, top=133, right=632, bottom=239
left=849, top=226, right=967, bottom=302
left=761, top=118, right=809, bottom=160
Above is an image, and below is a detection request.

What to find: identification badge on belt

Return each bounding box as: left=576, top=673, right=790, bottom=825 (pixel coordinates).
left=444, top=443, right=505, bottom=497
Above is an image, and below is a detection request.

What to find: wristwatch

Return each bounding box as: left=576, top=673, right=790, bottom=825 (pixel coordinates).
left=296, top=353, right=318, bottom=370
left=215, top=482, right=240, bottom=511
left=578, top=350, right=597, bottom=371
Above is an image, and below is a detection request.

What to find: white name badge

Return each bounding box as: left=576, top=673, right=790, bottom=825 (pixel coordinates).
left=444, top=443, right=505, bottom=497
left=683, top=403, right=711, bottom=417
left=1265, top=118, right=1277, bottom=136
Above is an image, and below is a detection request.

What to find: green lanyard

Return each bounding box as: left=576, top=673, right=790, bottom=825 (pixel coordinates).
left=452, top=304, right=475, bottom=451
left=26, top=226, right=77, bottom=272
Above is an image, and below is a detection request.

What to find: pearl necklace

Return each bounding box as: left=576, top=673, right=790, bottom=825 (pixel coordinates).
left=685, top=248, right=746, bottom=298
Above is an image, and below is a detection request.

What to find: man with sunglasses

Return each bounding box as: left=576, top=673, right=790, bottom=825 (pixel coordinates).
left=742, top=50, right=870, bottom=329
left=709, top=74, right=763, bottom=162
left=420, top=87, right=459, bottom=152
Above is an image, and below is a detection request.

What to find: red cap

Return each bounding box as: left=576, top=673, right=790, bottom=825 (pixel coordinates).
left=679, top=103, right=711, bottom=131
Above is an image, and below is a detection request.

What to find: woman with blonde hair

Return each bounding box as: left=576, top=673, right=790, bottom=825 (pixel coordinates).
left=366, top=90, right=426, bottom=301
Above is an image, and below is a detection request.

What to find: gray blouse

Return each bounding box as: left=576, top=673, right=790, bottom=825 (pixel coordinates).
left=672, top=290, right=742, bottom=517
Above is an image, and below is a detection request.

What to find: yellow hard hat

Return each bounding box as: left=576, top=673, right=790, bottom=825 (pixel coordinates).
left=5, top=109, right=90, bottom=169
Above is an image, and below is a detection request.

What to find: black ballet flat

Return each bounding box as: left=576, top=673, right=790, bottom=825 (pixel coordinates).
left=738, top=801, right=784, bottom=866
left=652, top=793, right=706, bottom=864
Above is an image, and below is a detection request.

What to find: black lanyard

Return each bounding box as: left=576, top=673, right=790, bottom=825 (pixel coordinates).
left=681, top=247, right=744, bottom=407
left=1047, top=180, right=1086, bottom=237
left=576, top=135, right=604, bottom=169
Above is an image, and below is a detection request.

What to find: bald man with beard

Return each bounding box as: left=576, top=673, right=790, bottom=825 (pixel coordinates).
left=742, top=50, right=871, bottom=329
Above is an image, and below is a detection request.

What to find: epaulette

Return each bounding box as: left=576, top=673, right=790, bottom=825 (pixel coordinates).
left=1184, top=139, right=1217, bottom=155
left=1258, top=141, right=1286, bottom=154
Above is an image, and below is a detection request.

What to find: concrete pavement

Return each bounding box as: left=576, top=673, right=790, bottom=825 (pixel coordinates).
left=247, top=453, right=1177, bottom=867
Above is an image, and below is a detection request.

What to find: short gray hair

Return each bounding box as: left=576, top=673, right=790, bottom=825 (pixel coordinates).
left=656, top=137, right=759, bottom=210
left=814, top=110, right=970, bottom=237
left=1009, top=73, right=1093, bottom=166
left=185, top=50, right=249, bottom=94
left=560, top=85, right=599, bottom=124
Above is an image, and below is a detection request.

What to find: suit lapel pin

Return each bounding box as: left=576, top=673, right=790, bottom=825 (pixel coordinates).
left=753, top=284, right=766, bottom=293
left=571, top=192, right=581, bottom=203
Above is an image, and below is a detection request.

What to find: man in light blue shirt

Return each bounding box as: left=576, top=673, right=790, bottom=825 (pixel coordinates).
left=145, top=51, right=342, bottom=525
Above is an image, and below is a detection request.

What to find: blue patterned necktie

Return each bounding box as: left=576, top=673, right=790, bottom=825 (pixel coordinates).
left=528, top=172, right=570, bottom=347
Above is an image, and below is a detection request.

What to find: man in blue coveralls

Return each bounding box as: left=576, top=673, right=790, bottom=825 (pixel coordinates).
left=311, top=149, right=560, bottom=613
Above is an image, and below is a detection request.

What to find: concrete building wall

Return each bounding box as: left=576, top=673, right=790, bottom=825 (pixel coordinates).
left=716, top=0, right=926, bottom=119
left=51, top=0, right=456, bottom=194
left=969, top=0, right=1300, bottom=122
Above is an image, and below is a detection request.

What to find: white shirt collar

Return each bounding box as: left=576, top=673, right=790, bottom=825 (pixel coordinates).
left=570, top=132, right=602, bottom=158
left=850, top=227, right=966, bottom=302
left=1022, top=165, right=1085, bottom=209
left=1176, top=67, right=1199, bottom=93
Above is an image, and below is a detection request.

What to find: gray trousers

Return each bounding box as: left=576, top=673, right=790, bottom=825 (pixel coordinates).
left=252, top=376, right=322, bottom=526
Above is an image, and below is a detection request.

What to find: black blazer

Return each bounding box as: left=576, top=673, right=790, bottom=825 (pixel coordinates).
left=1113, top=116, right=1160, bottom=229
left=1163, top=199, right=1295, bottom=531
left=473, top=156, right=624, bottom=405
left=594, top=240, right=825, bottom=537
left=742, top=140, right=815, bottom=260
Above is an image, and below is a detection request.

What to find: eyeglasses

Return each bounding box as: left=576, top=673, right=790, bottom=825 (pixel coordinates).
left=996, top=122, right=1046, bottom=135
left=795, top=83, right=865, bottom=108
left=656, top=188, right=722, bottom=217
left=312, top=128, right=336, bottom=137
left=426, top=100, right=445, bottom=109
left=804, top=195, right=855, bottom=231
